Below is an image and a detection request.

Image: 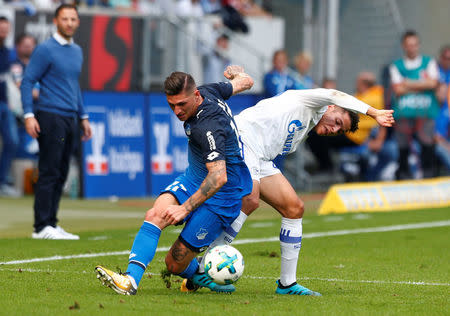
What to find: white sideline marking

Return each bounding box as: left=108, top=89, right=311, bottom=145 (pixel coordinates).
left=1, top=220, right=449, bottom=266
left=0, top=268, right=448, bottom=287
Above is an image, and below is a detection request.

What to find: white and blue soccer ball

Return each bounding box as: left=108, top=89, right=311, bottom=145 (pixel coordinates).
left=204, top=245, right=245, bottom=285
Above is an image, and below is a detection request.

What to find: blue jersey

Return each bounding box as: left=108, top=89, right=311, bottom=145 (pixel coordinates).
left=182, top=82, right=252, bottom=208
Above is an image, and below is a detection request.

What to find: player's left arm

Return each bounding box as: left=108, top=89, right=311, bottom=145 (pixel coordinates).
left=163, top=160, right=227, bottom=225
left=223, top=65, right=254, bottom=95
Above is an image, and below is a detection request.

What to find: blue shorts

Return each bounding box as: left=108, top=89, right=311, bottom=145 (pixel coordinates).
left=162, top=175, right=241, bottom=252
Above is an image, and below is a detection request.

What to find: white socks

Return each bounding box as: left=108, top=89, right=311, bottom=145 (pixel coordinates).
left=279, top=217, right=303, bottom=286
left=199, top=211, right=248, bottom=273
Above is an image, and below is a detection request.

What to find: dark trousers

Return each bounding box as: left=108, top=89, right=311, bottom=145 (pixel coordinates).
left=394, top=118, right=436, bottom=179
left=34, top=111, right=77, bottom=232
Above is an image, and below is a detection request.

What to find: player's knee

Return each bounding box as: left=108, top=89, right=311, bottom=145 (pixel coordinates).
left=284, top=198, right=304, bottom=219
left=242, top=194, right=259, bottom=214
left=144, top=207, right=163, bottom=223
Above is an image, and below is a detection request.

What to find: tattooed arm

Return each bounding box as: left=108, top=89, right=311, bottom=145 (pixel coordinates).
left=163, top=160, right=227, bottom=225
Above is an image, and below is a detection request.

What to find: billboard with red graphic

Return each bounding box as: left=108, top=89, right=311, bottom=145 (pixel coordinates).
left=14, top=11, right=143, bottom=92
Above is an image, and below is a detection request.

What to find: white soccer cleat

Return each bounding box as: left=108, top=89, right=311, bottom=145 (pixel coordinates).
left=95, top=266, right=137, bottom=295
left=56, top=226, right=80, bottom=240
left=32, top=226, right=68, bottom=240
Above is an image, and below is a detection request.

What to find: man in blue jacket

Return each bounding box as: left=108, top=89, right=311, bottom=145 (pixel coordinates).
left=21, top=4, right=92, bottom=240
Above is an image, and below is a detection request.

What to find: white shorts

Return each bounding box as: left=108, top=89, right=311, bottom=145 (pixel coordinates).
left=241, top=141, right=281, bottom=182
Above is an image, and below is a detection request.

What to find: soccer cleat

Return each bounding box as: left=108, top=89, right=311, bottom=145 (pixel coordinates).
left=56, top=226, right=80, bottom=240
left=180, top=278, right=201, bottom=293
left=190, top=272, right=235, bottom=293
left=275, top=280, right=322, bottom=296
left=95, top=266, right=137, bottom=295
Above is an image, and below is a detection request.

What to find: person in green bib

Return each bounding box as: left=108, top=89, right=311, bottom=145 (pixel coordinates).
left=390, top=30, right=440, bottom=179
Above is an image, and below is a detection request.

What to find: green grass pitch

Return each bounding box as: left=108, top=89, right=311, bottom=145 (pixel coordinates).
left=0, top=197, right=448, bottom=315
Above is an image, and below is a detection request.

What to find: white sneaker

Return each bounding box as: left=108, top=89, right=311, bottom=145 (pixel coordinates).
left=32, top=226, right=67, bottom=240
left=56, top=226, right=80, bottom=240
left=0, top=184, right=20, bottom=198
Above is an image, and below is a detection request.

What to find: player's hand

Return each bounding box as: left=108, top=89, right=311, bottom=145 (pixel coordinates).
left=224, top=65, right=245, bottom=80
left=163, top=205, right=189, bottom=225
left=375, top=109, right=395, bottom=127
left=80, top=119, right=92, bottom=141
left=25, top=117, right=41, bottom=138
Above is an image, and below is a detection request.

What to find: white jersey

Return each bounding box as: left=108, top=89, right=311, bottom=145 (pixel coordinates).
left=235, top=88, right=370, bottom=161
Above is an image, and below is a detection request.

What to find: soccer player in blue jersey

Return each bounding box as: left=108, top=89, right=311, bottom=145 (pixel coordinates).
left=95, top=65, right=254, bottom=295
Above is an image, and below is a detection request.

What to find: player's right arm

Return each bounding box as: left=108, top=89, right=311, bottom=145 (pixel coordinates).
left=223, top=65, right=254, bottom=95
left=163, top=160, right=227, bottom=225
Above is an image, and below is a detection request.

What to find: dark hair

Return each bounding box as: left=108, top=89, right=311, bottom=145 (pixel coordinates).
left=440, top=45, right=450, bottom=56
left=15, top=33, right=36, bottom=46
left=164, top=72, right=196, bottom=96
left=401, top=30, right=418, bottom=42
left=344, top=109, right=360, bottom=133
left=217, top=34, right=230, bottom=41
left=0, top=16, right=9, bottom=23
left=54, top=4, right=79, bottom=18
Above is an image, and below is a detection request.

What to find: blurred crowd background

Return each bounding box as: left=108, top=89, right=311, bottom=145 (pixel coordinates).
left=0, top=0, right=449, bottom=197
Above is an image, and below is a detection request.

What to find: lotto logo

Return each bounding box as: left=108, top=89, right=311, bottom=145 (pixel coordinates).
left=207, top=151, right=220, bottom=161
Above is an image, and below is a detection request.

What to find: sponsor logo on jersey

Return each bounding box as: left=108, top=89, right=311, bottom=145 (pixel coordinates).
left=281, top=120, right=305, bottom=155
left=185, top=123, right=191, bottom=136
left=196, top=228, right=208, bottom=240
left=207, top=151, right=220, bottom=161
left=206, top=131, right=216, bottom=150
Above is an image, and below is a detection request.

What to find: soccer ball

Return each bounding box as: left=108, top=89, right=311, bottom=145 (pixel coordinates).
left=204, top=245, right=245, bottom=285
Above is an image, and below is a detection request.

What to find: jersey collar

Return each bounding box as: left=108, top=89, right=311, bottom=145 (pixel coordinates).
left=53, top=32, right=74, bottom=46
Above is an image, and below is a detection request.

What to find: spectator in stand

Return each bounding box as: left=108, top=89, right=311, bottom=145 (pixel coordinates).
left=202, top=33, right=230, bottom=84
left=263, top=49, right=300, bottom=98
left=356, top=72, right=398, bottom=181
left=321, top=77, right=336, bottom=89
left=437, top=45, right=450, bottom=109
left=201, top=0, right=222, bottom=14
left=434, top=105, right=450, bottom=174
left=434, top=45, right=450, bottom=174
left=10, top=34, right=39, bottom=162
left=0, top=16, right=20, bottom=197
left=238, top=0, right=272, bottom=17
left=390, top=30, right=440, bottom=179
left=109, top=0, right=134, bottom=11
left=176, top=0, right=204, bottom=17
left=11, top=34, right=37, bottom=90
left=220, top=0, right=249, bottom=33
left=293, top=52, right=315, bottom=89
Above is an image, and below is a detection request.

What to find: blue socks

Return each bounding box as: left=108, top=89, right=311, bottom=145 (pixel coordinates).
left=126, top=221, right=161, bottom=286
left=178, top=258, right=199, bottom=279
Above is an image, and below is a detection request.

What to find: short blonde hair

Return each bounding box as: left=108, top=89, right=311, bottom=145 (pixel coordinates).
left=294, top=51, right=313, bottom=66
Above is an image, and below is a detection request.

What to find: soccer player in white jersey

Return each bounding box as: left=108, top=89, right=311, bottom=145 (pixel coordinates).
left=196, top=88, right=395, bottom=296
